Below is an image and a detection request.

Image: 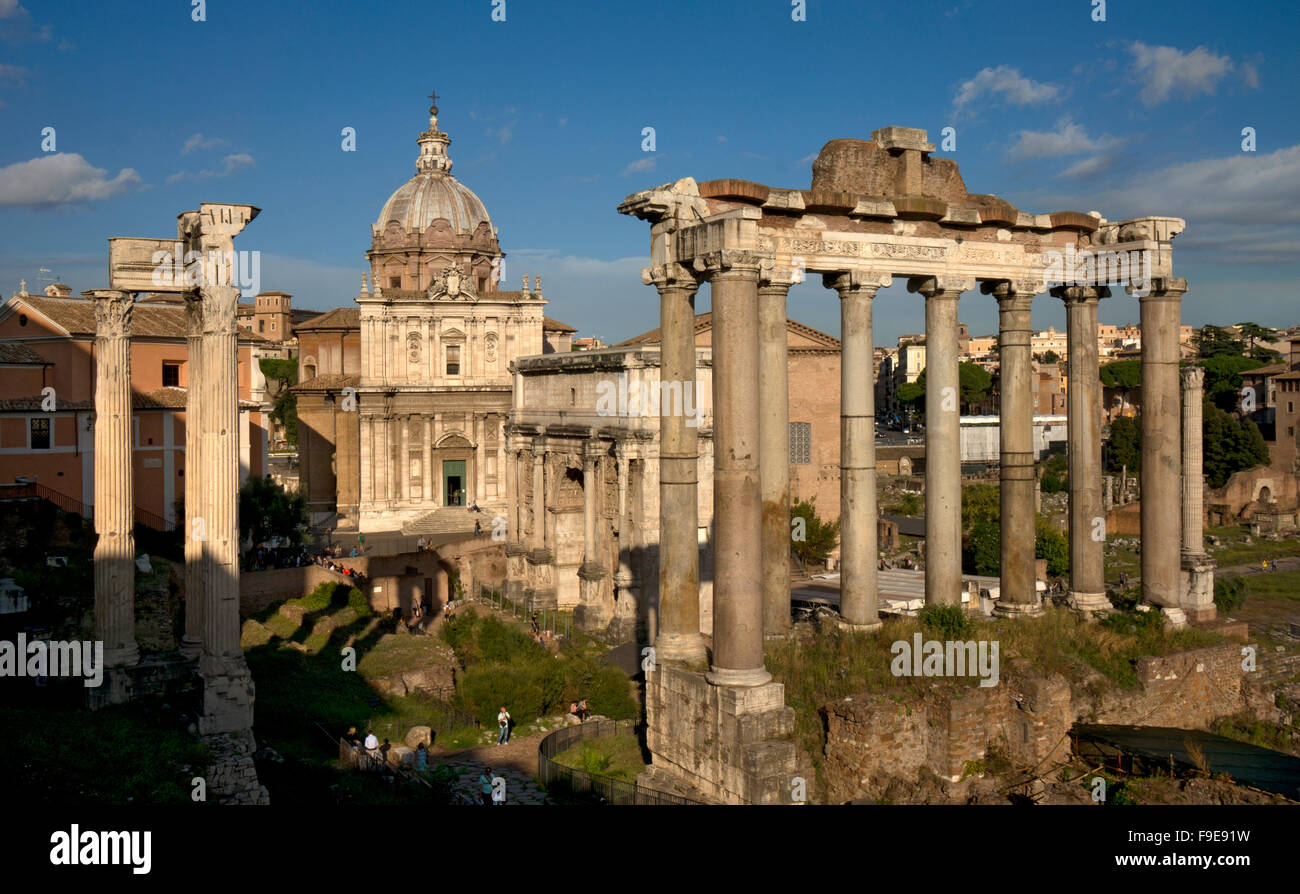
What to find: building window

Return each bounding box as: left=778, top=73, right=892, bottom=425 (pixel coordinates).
left=789, top=422, right=811, bottom=464
left=1290, top=402, right=1294, bottom=414
left=30, top=417, right=50, bottom=450
left=258, top=319, right=265, bottom=333
left=162, top=362, right=180, bottom=387
left=390, top=276, right=401, bottom=288
left=1290, top=427, right=1295, bottom=437
left=446, top=345, right=461, bottom=376
left=271, top=321, right=276, bottom=331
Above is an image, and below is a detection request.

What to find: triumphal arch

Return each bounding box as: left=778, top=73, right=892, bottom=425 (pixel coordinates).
left=619, top=126, right=1210, bottom=804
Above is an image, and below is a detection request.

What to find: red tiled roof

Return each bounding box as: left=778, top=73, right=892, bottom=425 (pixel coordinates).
left=294, top=307, right=359, bottom=330
left=0, top=343, right=50, bottom=365
left=292, top=373, right=360, bottom=392
left=617, top=312, right=840, bottom=349
left=543, top=316, right=577, bottom=333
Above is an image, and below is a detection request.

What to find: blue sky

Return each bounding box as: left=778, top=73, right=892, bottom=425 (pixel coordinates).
left=1, top=0, right=1297, bottom=345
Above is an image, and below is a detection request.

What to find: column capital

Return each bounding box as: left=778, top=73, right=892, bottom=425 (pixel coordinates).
left=532, top=436, right=547, bottom=457
left=642, top=262, right=699, bottom=290
left=824, top=269, right=892, bottom=296
left=692, top=249, right=765, bottom=280
left=1050, top=284, right=1109, bottom=304
left=583, top=439, right=604, bottom=464
left=198, top=283, right=242, bottom=335
left=87, top=290, right=135, bottom=337
left=1181, top=365, right=1205, bottom=390
left=1134, top=276, right=1188, bottom=300
left=907, top=275, right=972, bottom=298
left=758, top=264, right=801, bottom=290
left=980, top=278, right=1043, bottom=302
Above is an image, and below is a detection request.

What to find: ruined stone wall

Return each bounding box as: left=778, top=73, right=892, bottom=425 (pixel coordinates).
left=820, top=641, right=1250, bottom=803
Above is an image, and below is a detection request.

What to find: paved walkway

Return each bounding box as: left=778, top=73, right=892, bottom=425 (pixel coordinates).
left=433, top=729, right=554, bottom=805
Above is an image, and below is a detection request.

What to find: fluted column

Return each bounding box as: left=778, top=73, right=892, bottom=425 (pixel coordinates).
left=400, top=415, right=411, bottom=503
left=531, top=440, right=546, bottom=555
left=1181, top=366, right=1206, bottom=559
left=1059, top=286, right=1109, bottom=610
left=504, top=431, right=518, bottom=543
left=645, top=264, right=707, bottom=665
left=987, top=280, right=1042, bottom=615
left=577, top=439, right=611, bottom=630
left=828, top=271, right=889, bottom=629
left=758, top=271, right=794, bottom=637
left=422, top=416, right=433, bottom=504
left=199, top=282, right=254, bottom=733
left=701, top=252, right=770, bottom=687
left=1140, top=278, right=1187, bottom=608
left=909, top=276, right=968, bottom=606
left=515, top=446, right=527, bottom=543
left=89, top=289, right=138, bottom=668
left=180, top=290, right=205, bottom=659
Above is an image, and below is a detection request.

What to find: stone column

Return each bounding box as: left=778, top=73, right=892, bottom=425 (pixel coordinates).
left=421, top=416, right=432, bottom=504
left=1140, top=278, right=1187, bottom=610
left=909, top=276, right=968, bottom=606
left=515, top=447, right=527, bottom=542
left=199, top=283, right=254, bottom=734
left=758, top=272, right=794, bottom=637
left=504, top=432, right=518, bottom=542
left=577, top=439, right=611, bottom=630
left=531, top=440, right=546, bottom=554
left=180, top=290, right=205, bottom=659
left=612, top=443, right=639, bottom=640
left=828, top=271, right=888, bottom=629
left=644, top=264, right=707, bottom=665
left=475, top=415, right=486, bottom=502
left=400, top=415, right=410, bottom=503
left=374, top=417, right=388, bottom=508
left=496, top=415, right=506, bottom=501
left=1181, top=367, right=1206, bottom=559
left=1058, top=286, right=1110, bottom=612
left=700, top=251, right=770, bottom=687
left=987, top=280, right=1042, bottom=615
left=89, top=289, right=139, bottom=668
left=1180, top=364, right=1217, bottom=621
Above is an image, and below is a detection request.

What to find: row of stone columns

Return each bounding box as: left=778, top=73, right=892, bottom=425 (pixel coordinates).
left=645, top=257, right=1194, bottom=682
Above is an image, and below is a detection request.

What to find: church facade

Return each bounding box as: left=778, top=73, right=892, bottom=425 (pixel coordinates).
left=295, top=96, right=549, bottom=534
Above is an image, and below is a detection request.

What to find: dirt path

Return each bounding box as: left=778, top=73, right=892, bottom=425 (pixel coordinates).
left=432, top=730, right=553, bottom=805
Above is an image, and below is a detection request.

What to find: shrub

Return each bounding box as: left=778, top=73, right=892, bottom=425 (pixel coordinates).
left=1213, top=576, right=1246, bottom=614
left=586, top=667, right=637, bottom=719
left=346, top=586, right=371, bottom=617
left=1035, top=515, right=1069, bottom=577
left=918, top=604, right=975, bottom=640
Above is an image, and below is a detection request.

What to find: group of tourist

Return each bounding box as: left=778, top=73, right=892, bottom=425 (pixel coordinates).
left=568, top=698, right=590, bottom=722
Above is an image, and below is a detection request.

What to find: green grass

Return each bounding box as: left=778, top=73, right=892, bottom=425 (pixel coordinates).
left=0, top=703, right=209, bottom=805
left=1205, top=525, right=1300, bottom=568
left=1239, top=569, right=1300, bottom=601
left=552, top=734, right=647, bottom=782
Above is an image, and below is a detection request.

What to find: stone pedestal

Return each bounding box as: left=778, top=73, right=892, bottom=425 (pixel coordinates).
left=1180, top=555, right=1217, bottom=622
left=525, top=550, right=557, bottom=610
left=575, top=564, right=611, bottom=631
left=504, top=543, right=527, bottom=602
left=644, top=664, right=799, bottom=804
left=202, top=729, right=271, bottom=805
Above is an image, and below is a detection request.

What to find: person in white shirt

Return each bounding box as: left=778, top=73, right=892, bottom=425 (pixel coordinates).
left=364, top=731, right=379, bottom=750
left=497, top=706, right=511, bottom=744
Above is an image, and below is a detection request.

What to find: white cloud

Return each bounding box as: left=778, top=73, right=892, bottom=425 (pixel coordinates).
left=182, top=133, right=228, bottom=155
left=953, top=65, right=1060, bottom=115
left=167, top=152, right=255, bottom=184
left=0, top=153, right=140, bottom=207
left=1059, top=154, right=1116, bottom=179
left=0, top=1, right=25, bottom=19
left=1129, top=42, right=1236, bottom=106
left=623, top=156, right=658, bottom=176
left=1008, top=118, right=1121, bottom=160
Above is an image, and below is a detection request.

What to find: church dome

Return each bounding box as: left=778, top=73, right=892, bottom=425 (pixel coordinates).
left=373, top=95, right=495, bottom=239
left=376, top=173, right=492, bottom=236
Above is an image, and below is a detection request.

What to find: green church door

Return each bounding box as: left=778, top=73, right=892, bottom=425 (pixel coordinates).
left=443, top=460, right=466, bottom=506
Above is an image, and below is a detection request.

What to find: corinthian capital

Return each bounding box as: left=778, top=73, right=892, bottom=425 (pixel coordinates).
left=1050, top=284, right=1110, bottom=303
left=692, top=249, right=765, bottom=279
left=907, top=275, right=973, bottom=298
left=1180, top=365, right=1205, bottom=391
left=823, top=269, right=892, bottom=296
left=642, top=263, right=699, bottom=291
left=88, top=290, right=135, bottom=338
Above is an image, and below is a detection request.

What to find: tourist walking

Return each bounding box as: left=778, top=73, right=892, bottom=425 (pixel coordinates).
left=416, top=742, right=428, bottom=772
left=479, top=767, right=494, bottom=806
left=497, top=705, right=511, bottom=744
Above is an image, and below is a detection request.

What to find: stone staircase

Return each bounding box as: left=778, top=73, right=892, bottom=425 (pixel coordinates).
left=402, top=507, right=484, bottom=536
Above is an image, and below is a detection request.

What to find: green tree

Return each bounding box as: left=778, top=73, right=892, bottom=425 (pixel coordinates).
left=961, top=483, right=1000, bottom=529
left=1034, top=350, right=1061, bottom=364
left=1200, top=355, right=1264, bottom=413
left=1203, top=406, right=1269, bottom=488
left=1194, top=324, right=1246, bottom=359
left=1035, top=515, right=1069, bottom=577
left=1106, top=416, right=1141, bottom=474
left=791, top=497, right=840, bottom=567
left=1237, top=322, right=1278, bottom=361
left=898, top=362, right=992, bottom=415
left=239, top=475, right=307, bottom=550
left=963, top=518, right=1000, bottom=576
left=260, top=357, right=300, bottom=447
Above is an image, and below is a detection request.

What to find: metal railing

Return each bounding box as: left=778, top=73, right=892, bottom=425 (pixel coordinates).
left=0, top=481, right=172, bottom=531
left=468, top=583, right=573, bottom=641
left=537, top=720, right=704, bottom=805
